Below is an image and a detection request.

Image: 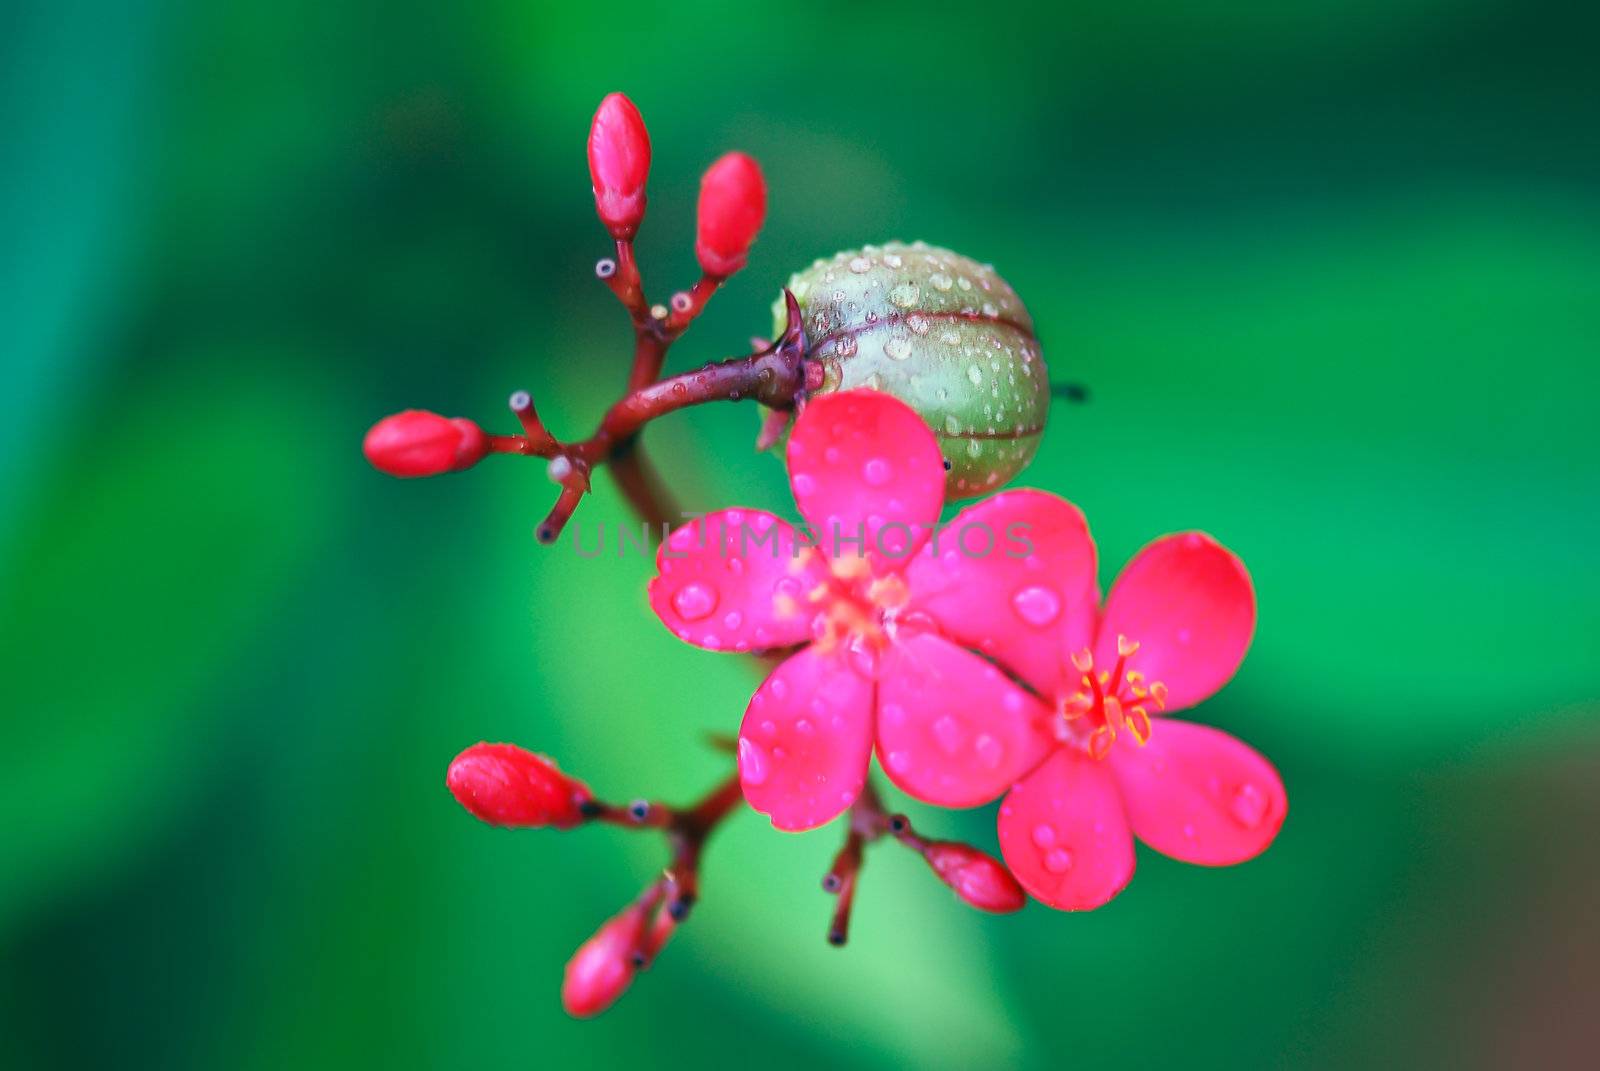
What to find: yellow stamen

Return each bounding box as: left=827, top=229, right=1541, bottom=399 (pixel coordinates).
left=1116, top=634, right=1140, bottom=657
left=1127, top=707, right=1152, bottom=745
left=1088, top=726, right=1115, bottom=761
left=1070, top=648, right=1094, bottom=673
left=1149, top=681, right=1169, bottom=710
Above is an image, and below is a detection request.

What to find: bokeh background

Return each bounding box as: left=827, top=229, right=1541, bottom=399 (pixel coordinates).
left=4, top=1, right=1598, bottom=1067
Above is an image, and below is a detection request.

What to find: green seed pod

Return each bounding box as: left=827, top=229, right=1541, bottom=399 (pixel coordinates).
left=771, top=241, right=1048, bottom=500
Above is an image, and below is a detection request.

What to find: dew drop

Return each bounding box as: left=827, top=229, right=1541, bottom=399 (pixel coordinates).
left=1011, top=585, right=1061, bottom=627
left=836, top=335, right=858, bottom=358
left=886, top=750, right=912, bottom=774
left=929, top=272, right=954, bottom=291
left=906, top=313, right=930, bottom=335
left=739, top=738, right=770, bottom=786
left=723, top=610, right=744, bottom=631
left=1230, top=783, right=1268, bottom=828
left=974, top=733, right=1004, bottom=769
left=769, top=678, right=789, bottom=701
left=862, top=458, right=892, bottom=486
left=932, top=714, right=964, bottom=755
left=967, top=365, right=984, bottom=387
left=883, top=252, right=903, bottom=268
left=944, top=414, right=962, bottom=436
left=889, top=283, right=920, bottom=308
left=793, top=473, right=817, bottom=496
left=1043, top=848, right=1074, bottom=874
left=672, top=582, right=717, bottom=621
left=883, top=336, right=913, bottom=361
left=795, top=718, right=815, bottom=736
left=1031, top=824, right=1057, bottom=848
left=849, top=256, right=873, bottom=273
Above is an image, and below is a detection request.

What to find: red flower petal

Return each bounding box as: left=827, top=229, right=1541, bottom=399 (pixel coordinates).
left=875, top=632, right=1054, bottom=808
left=905, top=490, right=1098, bottom=695
left=786, top=391, right=945, bottom=573
left=997, top=748, right=1135, bottom=911
left=1109, top=719, right=1286, bottom=866
left=1094, top=532, right=1255, bottom=712
left=738, top=646, right=874, bottom=831
left=649, top=509, right=830, bottom=653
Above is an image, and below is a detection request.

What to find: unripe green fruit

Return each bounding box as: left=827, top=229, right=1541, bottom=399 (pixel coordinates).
left=772, top=242, right=1049, bottom=500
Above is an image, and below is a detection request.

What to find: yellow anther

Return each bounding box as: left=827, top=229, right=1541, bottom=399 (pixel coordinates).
left=1149, top=681, right=1169, bottom=709
left=831, top=555, right=870, bottom=581
left=1103, top=696, right=1124, bottom=730
left=1061, top=692, right=1092, bottom=720
left=1088, top=726, right=1115, bottom=761
left=1116, top=634, right=1140, bottom=657
left=1127, top=707, right=1152, bottom=745
left=1130, top=686, right=1148, bottom=699
left=807, top=583, right=831, bottom=602
left=1097, top=671, right=1111, bottom=688
left=1070, top=648, right=1095, bottom=673
left=866, top=573, right=909, bottom=610
left=1126, top=670, right=1145, bottom=686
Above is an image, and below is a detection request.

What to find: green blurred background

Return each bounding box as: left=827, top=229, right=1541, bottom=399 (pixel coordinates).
left=4, top=1, right=1597, bottom=1067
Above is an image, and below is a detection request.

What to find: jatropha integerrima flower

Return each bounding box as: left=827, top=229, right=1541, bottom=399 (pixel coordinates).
left=371, top=89, right=1283, bottom=1019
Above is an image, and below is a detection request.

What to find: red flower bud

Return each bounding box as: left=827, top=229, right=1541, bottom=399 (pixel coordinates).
left=587, top=92, right=651, bottom=240
left=563, top=904, right=648, bottom=1018
left=924, top=842, right=1027, bottom=914
left=695, top=151, right=766, bottom=278
left=446, top=742, right=592, bottom=829
left=363, top=410, right=488, bottom=478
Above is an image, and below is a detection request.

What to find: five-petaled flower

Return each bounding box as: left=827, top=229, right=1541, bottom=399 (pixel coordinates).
left=649, top=390, right=1051, bottom=831
left=900, top=505, right=1285, bottom=910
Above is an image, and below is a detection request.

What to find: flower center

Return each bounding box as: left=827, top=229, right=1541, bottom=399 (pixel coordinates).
left=773, top=554, right=910, bottom=656
left=1056, top=635, right=1168, bottom=760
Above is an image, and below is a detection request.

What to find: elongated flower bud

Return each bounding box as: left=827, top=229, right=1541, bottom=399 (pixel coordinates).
left=924, top=842, right=1027, bottom=914
left=695, top=152, right=766, bottom=277
left=364, top=411, right=489, bottom=478
left=446, top=742, right=592, bottom=829
left=587, top=92, right=651, bottom=240
left=563, top=903, right=648, bottom=1018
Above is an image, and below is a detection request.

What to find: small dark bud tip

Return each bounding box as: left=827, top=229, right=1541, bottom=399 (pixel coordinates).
left=826, top=930, right=846, bottom=947
left=577, top=799, right=602, bottom=819
left=667, top=899, right=690, bottom=921
left=889, top=815, right=909, bottom=834
left=627, top=800, right=650, bottom=821
left=822, top=874, right=842, bottom=893
left=535, top=524, right=556, bottom=544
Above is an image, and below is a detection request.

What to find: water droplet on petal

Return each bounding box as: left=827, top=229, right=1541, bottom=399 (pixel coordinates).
left=1031, top=824, right=1057, bottom=848
left=672, top=583, right=717, bottom=621
left=932, top=715, right=964, bottom=755
left=1011, top=585, right=1061, bottom=627
left=967, top=365, right=984, bottom=387
left=974, top=733, right=1004, bottom=769
left=793, top=473, right=816, bottom=496
left=886, top=750, right=912, bottom=774
left=883, top=336, right=913, bottom=361
left=723, top=611, right=743, bottom=631
left=795, top=718, right=815, bottom=736
left=849, top=256, right=872, bottom=273
left=739, top=738, right=770, bottom=785
left=889, top=283, right=920, bottom=308
left=1044, top=848, right=1074, bottom=874
left=1230, top=783, right=1267, bottom=828
left=836, top=334, right=858, bottom=358
left=862, top=458, right=892, bottom=486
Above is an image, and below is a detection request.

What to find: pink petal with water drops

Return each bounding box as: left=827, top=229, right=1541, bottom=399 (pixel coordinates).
left=905, top=490, right=1098, bottom=695
left=1109, top=719, right=1285, bottom=866
left=875, top=632, right=1056, bottom=808
left=650, top=509, right=830, bottom=652
left=738, top=645, right=875, bottom=832
left=997, top=748, right=1135, bottom=911
left=785, top=391, right=945, bottom=571
left=1094, top=532, right=1255, bottom=712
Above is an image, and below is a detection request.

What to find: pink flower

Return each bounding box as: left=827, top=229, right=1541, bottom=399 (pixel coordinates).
left=648, top=390, right=1054, bottom=831
left=901, top=513, right=1286, bottom=910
